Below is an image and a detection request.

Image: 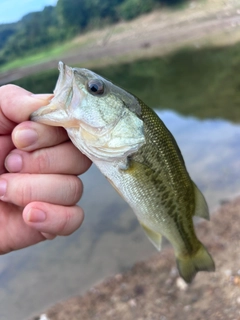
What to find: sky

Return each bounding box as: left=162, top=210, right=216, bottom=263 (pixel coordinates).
left=0, top=0, right=58, bottom=24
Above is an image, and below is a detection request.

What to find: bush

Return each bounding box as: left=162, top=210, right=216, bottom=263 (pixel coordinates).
left=119, top=0, right=155, bottom=21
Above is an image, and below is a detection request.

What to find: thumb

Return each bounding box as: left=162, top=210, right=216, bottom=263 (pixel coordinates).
left=0, top=84, right=53, bottom=124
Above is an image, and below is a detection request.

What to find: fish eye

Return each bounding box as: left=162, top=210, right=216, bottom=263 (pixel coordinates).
left=87, top=79, right=104, bottom=95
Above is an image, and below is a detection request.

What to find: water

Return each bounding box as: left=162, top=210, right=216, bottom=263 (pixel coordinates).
left=1, top=110, right=240, bottom=320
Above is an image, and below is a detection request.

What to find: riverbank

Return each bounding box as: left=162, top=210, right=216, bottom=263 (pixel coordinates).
left=33, top=196, right=240, bottom=320
left=1, top=0, right=240, bottom=86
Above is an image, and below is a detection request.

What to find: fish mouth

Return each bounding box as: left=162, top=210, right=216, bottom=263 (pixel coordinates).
left=30, top=104, right=79, bottom=128
left=31, top=61, right=80, bottom=127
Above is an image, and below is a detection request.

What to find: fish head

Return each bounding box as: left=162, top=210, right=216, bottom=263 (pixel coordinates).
left=31, top=61, right=145, bottom=161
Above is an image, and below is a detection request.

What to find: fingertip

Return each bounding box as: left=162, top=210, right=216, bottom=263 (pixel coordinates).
left=13, top=121, right=69, bottom=151
left=5, top=152, right=23, bottom=172
left=23, top=203, right=47, bottom=224
left=23, top=202, right=85, bottom=236
left=25, top=207, right=47, bottom=223
left=12, top=127, right=38, bottom=150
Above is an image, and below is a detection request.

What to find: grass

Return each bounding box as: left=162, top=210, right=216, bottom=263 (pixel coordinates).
left=12, top=42, right=240, bottom=122
left=0, top=39, right=91, bottom=73
left=2, top=0, right=239, bottom=74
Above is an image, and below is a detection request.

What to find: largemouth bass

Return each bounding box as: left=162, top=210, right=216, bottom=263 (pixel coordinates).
left=31, top=61, right=215, bottom=283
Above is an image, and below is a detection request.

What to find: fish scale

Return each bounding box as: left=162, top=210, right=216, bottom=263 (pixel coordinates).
left=31, top=61, right=215, bottom=283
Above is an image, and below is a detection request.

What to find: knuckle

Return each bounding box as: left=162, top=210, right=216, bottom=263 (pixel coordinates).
left=0, top=84, right=17, bottom=91
left=34, top=150, right=51, bottom=173
left=0, top=84, right=16, bottom=95
left=18, top=175, right=33, bottom=205
left=0, top=84, right=17, bottom=106
left=57, top=206, right=83, bottom=236
left=58, top=209, right=72, bottom=236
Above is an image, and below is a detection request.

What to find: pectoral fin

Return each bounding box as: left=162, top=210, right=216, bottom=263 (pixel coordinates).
left=140, top=222, right=162, bottom=251
left=193, top=182, right=210, bottom=220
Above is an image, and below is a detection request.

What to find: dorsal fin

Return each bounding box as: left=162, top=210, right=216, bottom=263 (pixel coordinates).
left=193, top=182, right=210, bottom=220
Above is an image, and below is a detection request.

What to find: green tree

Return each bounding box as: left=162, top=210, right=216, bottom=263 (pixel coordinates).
left=56, top=0, right=88, bottom=31
left=0, top=0, right=189, bottom=67
left=0, top=24, right=17, bottom=50
left=119, top=0, right=155, bottom=21
left=0, top=6, right=61, bottom=63
left=85, top=0, right=124, bottom=23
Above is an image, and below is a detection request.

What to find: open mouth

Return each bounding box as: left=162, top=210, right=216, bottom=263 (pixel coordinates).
left=30, top=61, right=75, bottom=127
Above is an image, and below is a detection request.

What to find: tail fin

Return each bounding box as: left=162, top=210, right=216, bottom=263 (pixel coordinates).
left=176, top=244, right=215, bottom=283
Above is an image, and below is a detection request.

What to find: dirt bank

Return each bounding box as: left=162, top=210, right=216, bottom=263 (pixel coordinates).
left=1, top=0, right=240, bottom=86
left=32, top=197, right=240, bottom=320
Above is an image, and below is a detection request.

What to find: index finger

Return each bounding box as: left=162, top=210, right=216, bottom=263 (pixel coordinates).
left=0, top=84, right=53, bottom=133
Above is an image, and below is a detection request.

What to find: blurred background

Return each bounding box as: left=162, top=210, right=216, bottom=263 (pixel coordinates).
left=0, top=0, right=240, bottom=319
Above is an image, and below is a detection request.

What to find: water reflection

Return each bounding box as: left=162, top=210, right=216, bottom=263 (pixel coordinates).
left=1, top=110, right=240, bottom=320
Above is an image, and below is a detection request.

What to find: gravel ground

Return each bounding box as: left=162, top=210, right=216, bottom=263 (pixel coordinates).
left=32, top=197, right=240, bottom=320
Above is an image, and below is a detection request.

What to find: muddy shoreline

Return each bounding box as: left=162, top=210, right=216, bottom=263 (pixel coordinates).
left=32, top=197, right=240, bottom=320
left=1, top=1, right=240, bottom=86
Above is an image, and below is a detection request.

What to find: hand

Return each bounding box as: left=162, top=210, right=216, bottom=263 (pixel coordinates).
left=0, top=84, right=91, bottom=254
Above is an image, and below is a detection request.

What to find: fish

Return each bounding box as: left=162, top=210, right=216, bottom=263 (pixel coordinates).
left=31, top=61, right=215, bottom=283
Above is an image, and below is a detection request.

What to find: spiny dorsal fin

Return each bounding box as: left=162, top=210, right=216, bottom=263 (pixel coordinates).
left=140, top=222, right=162, bottom=251
left=193, top=182, right=210, bottom=220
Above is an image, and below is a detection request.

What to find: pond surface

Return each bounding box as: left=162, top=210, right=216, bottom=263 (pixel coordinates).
left=1, top=110, right=240, bottom=320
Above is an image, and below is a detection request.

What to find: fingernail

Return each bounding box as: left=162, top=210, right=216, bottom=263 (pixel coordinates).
left=5, top=153, right=23, bottom=172
left=31, top=93, right=54, bottom=101
left=0, top=179, right=7, bottom=198
left=27, top=208, right=46, bottom=223
left=14, top=128, right=38, bottom=149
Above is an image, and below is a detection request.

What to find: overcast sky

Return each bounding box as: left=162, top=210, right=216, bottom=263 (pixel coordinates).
left=0, top=0, right=58, bottom=24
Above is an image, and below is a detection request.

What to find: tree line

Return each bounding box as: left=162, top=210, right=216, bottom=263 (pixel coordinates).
left=0, top=0, right=186, bottom=66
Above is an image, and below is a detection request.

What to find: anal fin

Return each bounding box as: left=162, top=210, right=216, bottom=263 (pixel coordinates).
left=140, top=222, right=162, bottom=251
left=193, top=182, right=210, bottom=220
